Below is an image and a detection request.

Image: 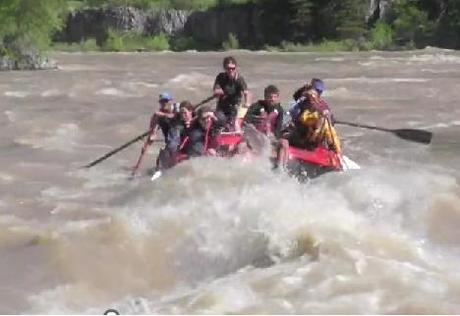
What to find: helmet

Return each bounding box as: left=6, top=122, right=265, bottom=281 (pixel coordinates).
left=159, top=92, right=172, bottom=101
left=311, top=79, right=325, bottom=94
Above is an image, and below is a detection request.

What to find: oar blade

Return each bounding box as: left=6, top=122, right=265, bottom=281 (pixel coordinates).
left=394, top=129, right=433, bottom=144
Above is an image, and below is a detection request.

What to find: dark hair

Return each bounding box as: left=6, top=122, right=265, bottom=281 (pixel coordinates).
left=197, top=105, right=213, bottom=117
left=264, top=84, right=279, bottom=97
left=223, top=56, right=237, bottom=68
left=179, top=100, right=194, bottom=112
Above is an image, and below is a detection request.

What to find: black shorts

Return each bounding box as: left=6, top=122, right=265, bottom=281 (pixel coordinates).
left=216, top=104, right=237, bottom=120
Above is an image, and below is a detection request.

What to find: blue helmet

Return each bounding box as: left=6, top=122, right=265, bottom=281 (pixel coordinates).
left=311, top=79, right=325, bottom=94
left=159, top=92, right=172, bottom=101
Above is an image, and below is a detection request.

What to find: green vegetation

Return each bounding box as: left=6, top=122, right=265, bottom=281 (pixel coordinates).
left=392, top=0, right=435, bottom=48
left=222, top=33, right=240, bottom=50
left=265, top=39, right=367, bottom=53
left=52, top=38, right=100, bottom=52
left=105, top=31, right=170, bottom=51
left=370, top=22, right=394, bottom=50
left=0, top=0, right=66, bottom=59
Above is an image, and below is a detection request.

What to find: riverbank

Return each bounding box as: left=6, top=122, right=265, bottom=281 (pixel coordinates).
left=2, top=0, right=459, bottom=70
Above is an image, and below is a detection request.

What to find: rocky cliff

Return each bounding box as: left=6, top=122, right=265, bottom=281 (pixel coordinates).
left=59, top=0, right=396, bottom=46
left=0, top=53, right=57, bottom=71
left=58, top=7, right=190, bottom=44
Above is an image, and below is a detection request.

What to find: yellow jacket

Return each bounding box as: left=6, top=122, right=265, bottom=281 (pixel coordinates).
left=298, top=109, right=342, bottom=154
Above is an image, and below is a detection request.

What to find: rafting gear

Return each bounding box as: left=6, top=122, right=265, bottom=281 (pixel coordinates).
left=285, top=145, right=355, bottom=180
left=334, top=120, right=433, bottom=144
left=244, top=100, right=284, bottom=138
left=311, top=79, right=324, bottom=94
left=159, top=92, right=172, bottom=101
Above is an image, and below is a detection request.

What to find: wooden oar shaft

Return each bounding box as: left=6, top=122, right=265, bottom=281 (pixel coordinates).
left=83, top=130, right=150, bottom=168
left=193, top=95, right=215, bottom=110
left=335, top=120, right=432, bottom=144
left=83, top=95, right=216, bottom=170
left=334, top=120, right=393, bottom=132
left=131, top=134, right=153, bottom=175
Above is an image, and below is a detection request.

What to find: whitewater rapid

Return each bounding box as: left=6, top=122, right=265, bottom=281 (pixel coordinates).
left=0, top=48, right=459, bottom=314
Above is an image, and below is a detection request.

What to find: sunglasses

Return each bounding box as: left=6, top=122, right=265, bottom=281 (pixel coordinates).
left=226, top=66, right=236, bottom=71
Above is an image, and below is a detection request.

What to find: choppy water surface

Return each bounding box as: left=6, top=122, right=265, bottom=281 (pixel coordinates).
left=0, top=49, right=459, bottom=314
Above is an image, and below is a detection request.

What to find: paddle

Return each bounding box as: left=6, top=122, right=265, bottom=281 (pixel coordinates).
left=82, top=130, right=150, bottom=168
left=131, top=128, right=156, bottom=176
left=83, top=95, right=216, bottom=170
left=334, top=120, right=433, bottom=145
left=193, top=95, right=216, bottom=111
left=130, top=95, right=215, bottom=174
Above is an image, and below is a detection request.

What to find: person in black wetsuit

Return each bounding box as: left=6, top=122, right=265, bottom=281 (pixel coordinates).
left=154, top=100, right=195, bottom=171
left=213, top=56, right=251, bottom=131
left=182, top=105, right=220, bottom=157
left=132, top=92, right=178, bottom=176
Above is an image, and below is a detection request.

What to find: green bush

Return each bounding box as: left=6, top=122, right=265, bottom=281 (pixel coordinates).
left=392, top=0, right=434, bottom=47
left=123, top=32, right=170, bottom=51
left=222, top=32, right=239, bottom=50
left=143, top=33, right=170, bottom=51
left=1, top=0, right=66, bottom=57
left=369, top=21, right=393, bottom=50
left=102, top=29, right=124, bottom=51
left=171, top=36, right=200, bottom=51
left=276, top=40, right=353, bottom=52
left=53, top=38, right=100, bottom=51
left=100, top=30, right=171, bottom=52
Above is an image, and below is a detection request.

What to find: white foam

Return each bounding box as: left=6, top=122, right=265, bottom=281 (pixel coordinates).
left=4, top=110, right=16, bottom=122
left=96, top=88, right=123, bottom=96
left=95, top=87, right=138, bottom=97
left=325, top=87, right=375, bottom=100
left=0, top=214, right=23, bottom=225
left=408, top=53, right=460, bottom=64
left=167, top=72, right=213, bottom=90
left=5, top=91, right=29, bottom=98
left=424, top=120, right=460, bottom=129
left=43, top=123, right=81, bottom=152
left=0, top=172, right=14, bottom=182
left=329, top=77, right=429, bottom=84
left=41, top=89, right=61, bottom=97
left=126, top=81, right=158, bottom=89
left=56, top=217, right=112, bottom=233
left=16, top=123, right=81, bottom=151
left=41, top=186, right=87, bottom=200
left=314, top=57, right=345, bottom=62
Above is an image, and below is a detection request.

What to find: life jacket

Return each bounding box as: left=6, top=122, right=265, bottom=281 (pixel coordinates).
left=252, top=102, right=280, bottom=136
left=297, top=109, right=342, bottom=154
left=180, top=119, right=219, bottom=157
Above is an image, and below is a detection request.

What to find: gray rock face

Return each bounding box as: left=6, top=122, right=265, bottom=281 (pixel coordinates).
left=367, top=0, right=395, bottom=23
left=61, top=7, right=190, bottom=43
left=147, top=9, right=190, bottom=36
left=105, top=7, right=147, bottom=33
left=184, top=7, right=259, bottom=46
left=379, top=0, right=395, bottom=20
left=0, top=54, right=57, bottom=71
left=60, top=1, right=396, bottom=46
left=0, top=56, right=15, bottom=71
